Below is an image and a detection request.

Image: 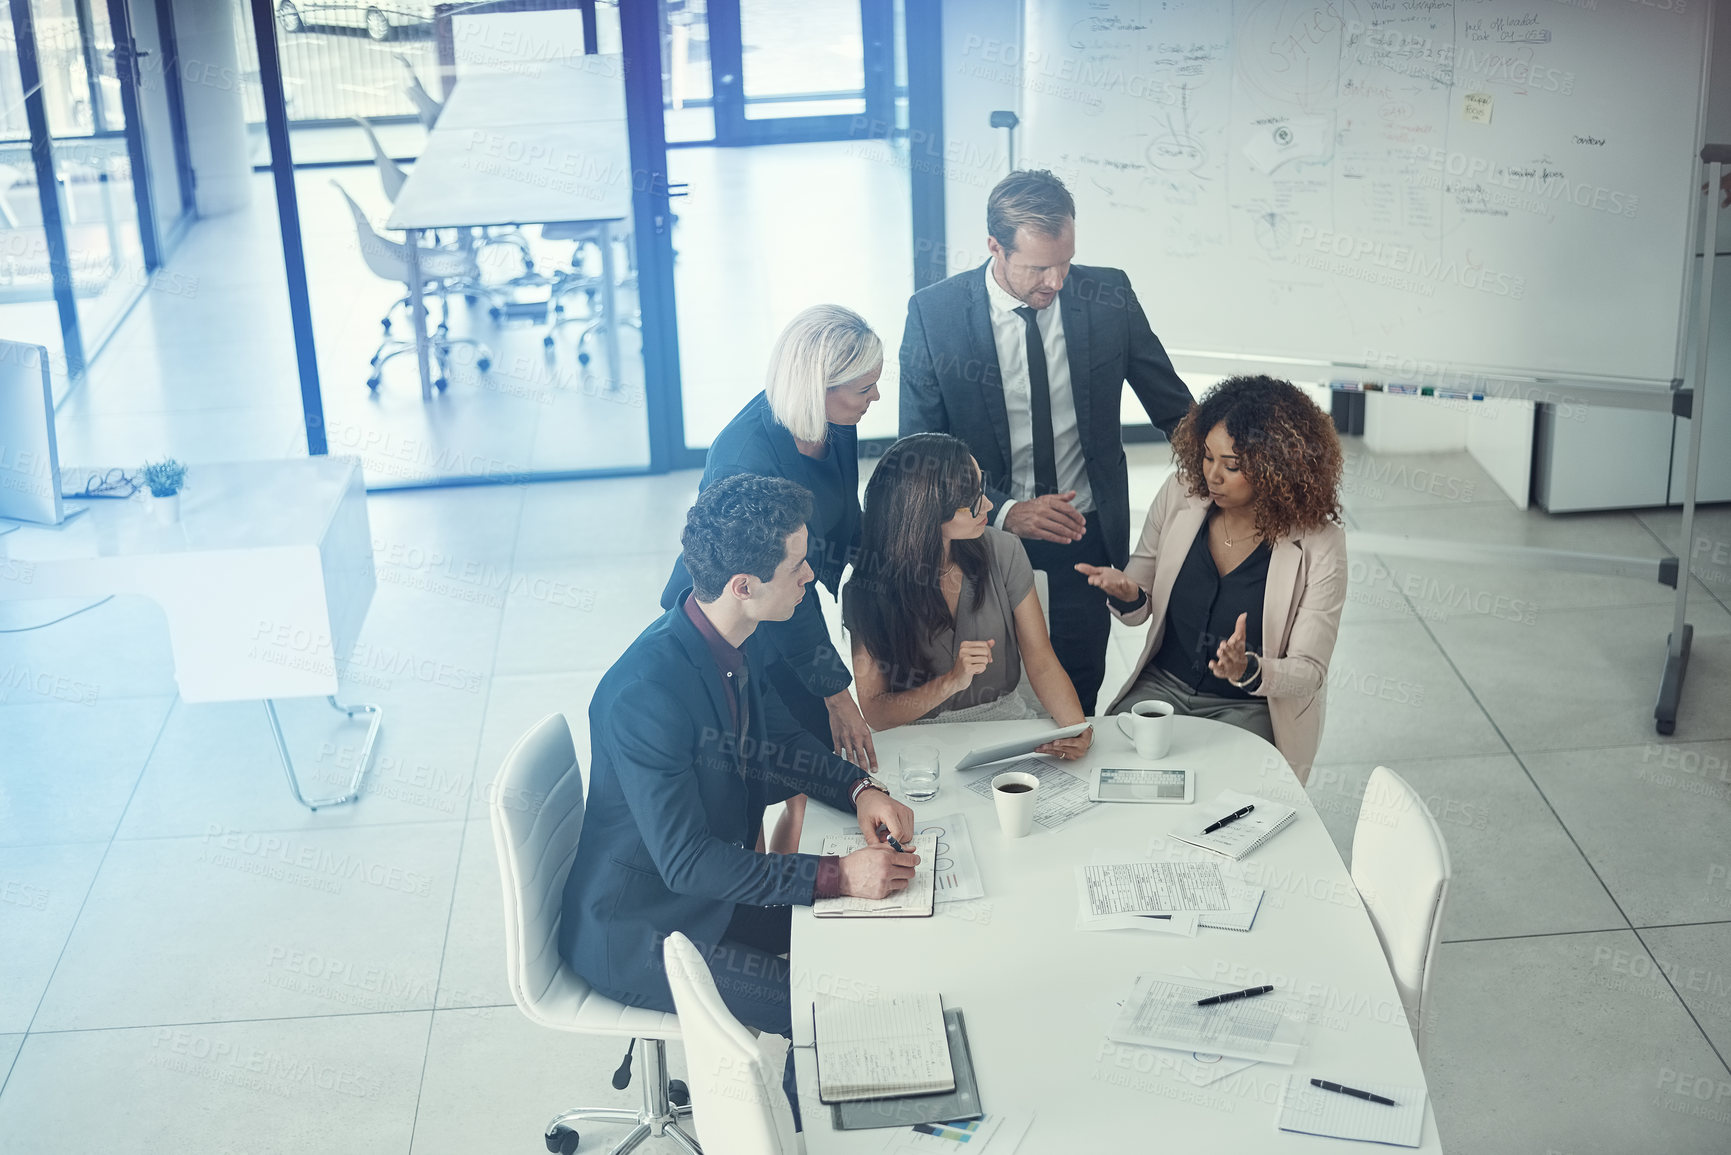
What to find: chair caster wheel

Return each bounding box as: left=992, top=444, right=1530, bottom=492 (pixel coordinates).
left=366, top=376, right=381, bottom=391
left=434, top=377, right=448, bottom=392
left=1657, top=719, right=1676, bottom=736
left=477, top=357, right=491, bottom=371
left=577, top=352, right=590, bottom=366
left=543, top=335, right=555, bottom=348
left=381, top=319, right=392, bottom=333
left=544, top=1126, right=579, bottom=1154
left=488, top=307, right=501, bottom=319
left=554, top=303, right=566, bottom=316
left=466, top=294, right=479, bottom=305
left=669, top=1079, right=690, bottom=1107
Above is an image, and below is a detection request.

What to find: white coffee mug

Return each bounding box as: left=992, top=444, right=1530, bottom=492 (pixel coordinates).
left=990, top=770, right=1041, bottom=838
left=1116, top=700, right=1174, bottom=759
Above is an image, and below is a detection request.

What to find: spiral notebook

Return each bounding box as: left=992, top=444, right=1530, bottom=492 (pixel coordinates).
left=1170, top=790, right=1296, bottom=860
left=813, top=992, right=955, bottom=1104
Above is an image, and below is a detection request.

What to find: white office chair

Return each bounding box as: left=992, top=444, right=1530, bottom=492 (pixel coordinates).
left=1350, top=765, right=1452, bottom=1064
left=396, top=53, right=444, bottom=129
left=492, top=714, right=701, bottom=1155
left=332, top=181, right=492, bottom=392
left=663, top=932, right=803, bottom=1155
left=351, top=116, right=408, bottom=202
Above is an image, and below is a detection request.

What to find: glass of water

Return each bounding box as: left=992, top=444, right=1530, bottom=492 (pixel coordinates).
left=899, top=745, right=941, bottom=802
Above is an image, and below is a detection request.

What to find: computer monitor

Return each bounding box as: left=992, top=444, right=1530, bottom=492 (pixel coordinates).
left=0, top=339, right=65, bottom=525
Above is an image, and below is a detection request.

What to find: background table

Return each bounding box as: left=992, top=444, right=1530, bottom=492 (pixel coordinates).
left=387, top=55, right=634, bottom=400
left=0, top=458, right=380, bottom=809
left=792, top=717, right=1443, bottom=1153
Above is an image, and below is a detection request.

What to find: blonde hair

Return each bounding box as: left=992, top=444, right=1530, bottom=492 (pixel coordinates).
left=764, top=305, right=883, bottom=443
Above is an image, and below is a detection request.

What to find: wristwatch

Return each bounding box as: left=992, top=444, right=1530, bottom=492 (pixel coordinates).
left=850, top=777, right=890, bottom=807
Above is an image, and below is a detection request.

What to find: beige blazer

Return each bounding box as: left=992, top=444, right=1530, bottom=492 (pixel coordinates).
left=1103, top=473, right=1348, bottom=779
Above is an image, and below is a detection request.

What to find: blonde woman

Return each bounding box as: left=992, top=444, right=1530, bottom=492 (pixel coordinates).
left=662, top=304, right=883, bottom=851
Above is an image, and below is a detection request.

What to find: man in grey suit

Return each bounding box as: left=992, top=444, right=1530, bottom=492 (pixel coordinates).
left=899, top=169, right=1193, bottom=713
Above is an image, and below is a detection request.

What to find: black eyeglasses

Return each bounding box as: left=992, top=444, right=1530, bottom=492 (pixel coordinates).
left=960, top=488, right=986, bottom=518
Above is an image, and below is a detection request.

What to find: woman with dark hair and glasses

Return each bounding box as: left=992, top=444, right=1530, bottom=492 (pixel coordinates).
left=1076, top=376, right=1346, bottom=784
left=843, top=433, right=1093, bottom=759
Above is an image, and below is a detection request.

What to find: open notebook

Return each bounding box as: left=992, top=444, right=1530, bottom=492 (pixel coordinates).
left=813, top=832, right=935, bottom=918
left=813, top=992, right=955, bottom=1104
left=1277, top=1074, right=1427, bottom=1147
left=1170, top=789, right=1296, bottom=860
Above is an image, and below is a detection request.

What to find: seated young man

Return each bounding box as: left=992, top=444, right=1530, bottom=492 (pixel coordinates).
left=559, top=472, right=918, bottom=1126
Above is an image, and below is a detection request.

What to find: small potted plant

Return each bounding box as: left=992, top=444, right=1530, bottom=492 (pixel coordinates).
left=141, top=459, right=188, bottom=525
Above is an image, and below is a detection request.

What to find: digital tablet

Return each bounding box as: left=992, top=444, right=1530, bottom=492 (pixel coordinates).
left=952, top=723, right=1090, bottom=771
left=1088, top=767, right=1195, bottom=804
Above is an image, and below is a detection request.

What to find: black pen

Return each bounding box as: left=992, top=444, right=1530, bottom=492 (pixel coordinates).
left=1310, top=1078, right=1396, bottom=1106
left=1196, top=984, right=1273, bottom=1006
left=1203, top=804, right=1254, bottom=834
left=877, top=826, right=907, bottom=853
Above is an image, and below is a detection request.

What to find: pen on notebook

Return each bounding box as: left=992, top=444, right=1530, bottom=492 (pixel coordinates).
left=1203, top=804, right=1254, bottom=834
left=1311, top=1078, right=1397, bottom=1106
left=1196, top=984, right=1273, bottom=1007
left=877, top=825, right=906, bottom=853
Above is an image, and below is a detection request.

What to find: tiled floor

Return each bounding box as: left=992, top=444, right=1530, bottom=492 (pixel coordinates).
left=3, top=437, right=1729, bottom=1153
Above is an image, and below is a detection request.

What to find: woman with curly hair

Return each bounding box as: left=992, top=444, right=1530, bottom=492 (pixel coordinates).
left=1075, top=376, right=1346, bottom=782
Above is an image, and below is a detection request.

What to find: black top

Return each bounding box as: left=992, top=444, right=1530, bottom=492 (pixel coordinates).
left=1149, top=510, right=1269, bottom=699
left=660, top=391, right=860, bottom=708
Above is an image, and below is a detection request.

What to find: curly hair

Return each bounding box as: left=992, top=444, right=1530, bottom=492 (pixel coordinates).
left=1169, top=376, right=1343, bottom=541
left=681, top=474, right=813, bottom=602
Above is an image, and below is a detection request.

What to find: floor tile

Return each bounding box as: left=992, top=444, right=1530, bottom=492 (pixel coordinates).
left=0, top=697, right=172, bottom=846
left=410, top=1004, right=694, bottom=1155
left=0, top=1013, right=427, bottom=1155
left=1337, top=447, right=1512, bottom=514
left=1432, top=599, right=1731, bottom=752
left=513, top=472, right=698, bottom=566
left=114, top=693, right=487, bottom=840
left=0, top=1033, right=19, bottom=1083
left=1309, top=618, right=1507, bottom=766
left=435, top=820, right=513, bottom=1013
left=492, top=553, right=672, bottom=677
left=473, top=672, right=604, bottom=796
left=1637, top=504, right=1731, bottom=609
left=1316, top=755, right=1626, bottom=941
left=1639, top=923, right=1731, bottom=1059
left=1426, top=931, right=1731, bottom=1155
left=1348, top=502, right=1677, bottom=616
left=32, top=824, right=463, bottom=1031
left=0, top=842, right=107, bottom=1033
left=1525, top=741, right=1731, bottom=927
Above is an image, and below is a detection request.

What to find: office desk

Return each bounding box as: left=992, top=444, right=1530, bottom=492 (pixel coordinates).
left=0, top=458, right=381, bottom=810
left=387, top=57, right=633, bottom=400
left=793, top=717, right=1442, bottom=1153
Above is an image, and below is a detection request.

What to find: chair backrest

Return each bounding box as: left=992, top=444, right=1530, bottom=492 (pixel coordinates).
left=662, top=932, right=800, bottom=1155
left=491, top=713, right=590, bottom=1014
left=1351, top=765, right=1451, bottom=1061
left=351, top=116, right=407, bottom=202
left=331, top=181, right=411, bottom=283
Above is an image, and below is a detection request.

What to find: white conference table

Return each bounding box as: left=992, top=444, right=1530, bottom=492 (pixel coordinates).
left=792, top=717, right=1443, bottom=1153
left=387, top=55, right=634, bottom=400
left=0, top=458, right=379, bottom=810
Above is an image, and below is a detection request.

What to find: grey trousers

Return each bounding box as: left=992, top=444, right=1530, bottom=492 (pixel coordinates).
left=1115, top=662, right=1276, bottom=747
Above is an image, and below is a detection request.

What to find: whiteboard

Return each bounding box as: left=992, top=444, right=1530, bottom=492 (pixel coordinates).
left=1019, top=0, right=1712, bottom=391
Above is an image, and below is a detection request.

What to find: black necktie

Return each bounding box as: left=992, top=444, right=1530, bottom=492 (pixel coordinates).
left=1014, top=305, right=1059, bottom=498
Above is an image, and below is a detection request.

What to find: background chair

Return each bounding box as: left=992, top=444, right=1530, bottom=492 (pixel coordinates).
left=663, top=932, right=801, bottom=1155
left=351, top=116, right=407, bottom=203
left=332, top=182, right=492, bottom=393
left=1351, top=765, right=1452, bottom=1064
left=492, top=713, right=700, bottom=1155
left=395, top=53, right=444, bottom=129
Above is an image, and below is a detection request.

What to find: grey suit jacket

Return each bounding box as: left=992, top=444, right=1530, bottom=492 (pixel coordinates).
left=897, top=261, right=1193, bottom=569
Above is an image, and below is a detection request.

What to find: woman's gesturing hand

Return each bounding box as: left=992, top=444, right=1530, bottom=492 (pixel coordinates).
left=826, top=691, right=878, bottom=771
left=1074, top=562, right=1140, bottom=603
left=946, top=638, right=995, bottom=694
left=1209, top=612, right=1251, bottom=683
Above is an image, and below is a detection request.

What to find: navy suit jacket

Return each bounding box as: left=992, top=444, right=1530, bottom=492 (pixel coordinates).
left=898, top=261, right=1192, bottom=569
left=559, top=596, right=862, bottom=1009
left=661, top=391, right=859, bottom=704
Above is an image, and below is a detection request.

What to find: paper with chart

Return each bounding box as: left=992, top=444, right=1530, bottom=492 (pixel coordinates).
left=1079, top=861, right=1231, bottom=916
left=964, top=758, right=1098, bottom=831
left=814, top=832, right=935, bottom=918
left=1106, top=972, right=1307, bottom=1065
left=1277, top=1073, right=1427, bottom=1147
left=881, top=1112, right=1033, bottom=1154
left=813, top=991, right=954, bottom=1103
left=914, top=813, right=984, bottom=905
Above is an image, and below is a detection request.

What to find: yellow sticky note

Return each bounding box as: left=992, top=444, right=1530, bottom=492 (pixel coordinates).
left=1464, top=92, right=1493, bottom=124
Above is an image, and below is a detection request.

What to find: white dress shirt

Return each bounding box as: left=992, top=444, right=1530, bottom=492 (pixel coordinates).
left=983, top=262, right=1095, bottom=519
